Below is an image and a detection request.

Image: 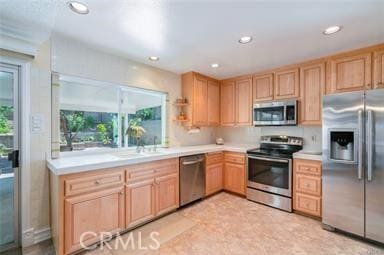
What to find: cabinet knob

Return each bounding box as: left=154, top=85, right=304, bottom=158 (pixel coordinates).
left=95, top=180, right=101, bottom=185
left=119, top=191, right=124, bottom=195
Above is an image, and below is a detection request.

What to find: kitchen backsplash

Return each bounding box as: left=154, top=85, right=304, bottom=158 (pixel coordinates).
left=216, top=126, right=322, bottom=152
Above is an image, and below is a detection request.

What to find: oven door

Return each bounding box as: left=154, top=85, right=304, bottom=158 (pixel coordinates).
left=247, top=155, right=292, bottom=197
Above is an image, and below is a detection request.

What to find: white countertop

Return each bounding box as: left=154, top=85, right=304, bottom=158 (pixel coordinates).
left=293, top=150, right=322, bottom=161
left=47, top=143, right=257, bottom=176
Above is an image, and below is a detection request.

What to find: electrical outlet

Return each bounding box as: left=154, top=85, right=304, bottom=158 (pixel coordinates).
left=311, top=135, right=317, bottom=142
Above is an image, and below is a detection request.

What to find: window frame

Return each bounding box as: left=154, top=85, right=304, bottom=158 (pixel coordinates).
left=57, top=74, right=167, bottom=156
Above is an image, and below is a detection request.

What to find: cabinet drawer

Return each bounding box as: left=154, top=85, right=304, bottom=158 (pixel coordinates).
left=295, top=159, right=321, bottom=176
left=294, top=193, right=321, bottom=217
left=127, top=158, right=179, bottom=181
left=206, top=152, right=223, bottom=165
left=295, top=174, right=321, bottom=196
left=64, top=171, right=124, bottom=197
left=224, top=152, right=245, bottom=164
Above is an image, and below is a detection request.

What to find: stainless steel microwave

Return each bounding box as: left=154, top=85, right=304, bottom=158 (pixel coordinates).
left=253, top=100, right=297, bottom=126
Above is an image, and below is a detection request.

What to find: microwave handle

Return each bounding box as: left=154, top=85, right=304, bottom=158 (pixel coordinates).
left=283, top=105, right=287, bottom=121
left=247, top=156, right=289, bottom=163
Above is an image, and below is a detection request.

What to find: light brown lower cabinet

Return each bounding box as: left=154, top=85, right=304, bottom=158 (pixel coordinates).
left=64, top=186, right=125, bottom=254
left=126, top=178, right=156, bottom=228
left=205, top=152, right=224, bottom=196
left=51, top=158, right=179, bottom=255
left=293, top=159, right=322, bottom=217
left=223, top=152, right=246, bottom=195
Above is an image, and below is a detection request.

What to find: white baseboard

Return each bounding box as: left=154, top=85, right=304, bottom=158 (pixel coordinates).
left=34, top=227, right=51, bottom=244
left=22, top=227, right=52, bottom=247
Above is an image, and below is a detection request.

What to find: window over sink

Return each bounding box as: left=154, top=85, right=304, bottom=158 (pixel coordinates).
left=56, top=74, right=167, bottom=153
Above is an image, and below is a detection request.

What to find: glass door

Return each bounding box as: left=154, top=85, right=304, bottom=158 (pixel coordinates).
left=0, top=63, right=19, bottom=252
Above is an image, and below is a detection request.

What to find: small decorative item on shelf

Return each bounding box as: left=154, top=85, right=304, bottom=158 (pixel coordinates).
left=175, top=97, right=188, bottom=105
left=177, top=111, right=186, bottom=120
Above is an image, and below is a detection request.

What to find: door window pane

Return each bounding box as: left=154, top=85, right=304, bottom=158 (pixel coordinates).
left=0, top=68, right=16, bottom=247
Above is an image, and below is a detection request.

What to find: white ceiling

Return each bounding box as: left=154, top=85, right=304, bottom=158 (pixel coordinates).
left=1, top=0, right=383, bottom=79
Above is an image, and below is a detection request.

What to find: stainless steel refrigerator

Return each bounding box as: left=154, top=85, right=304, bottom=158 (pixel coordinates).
left=322, top=89, right=384, bottom=244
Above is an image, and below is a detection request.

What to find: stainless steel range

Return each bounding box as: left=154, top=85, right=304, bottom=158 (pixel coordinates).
left=246, top=135, right=303, bottom=212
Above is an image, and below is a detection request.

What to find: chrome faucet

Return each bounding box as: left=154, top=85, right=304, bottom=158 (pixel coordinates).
left=136, top=137, right=145, bottom=153
left=153, top=136, right=158, bottom=152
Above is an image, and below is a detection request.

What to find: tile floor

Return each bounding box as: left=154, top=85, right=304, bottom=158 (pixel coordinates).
left=6, top=192, right=384, bottom=255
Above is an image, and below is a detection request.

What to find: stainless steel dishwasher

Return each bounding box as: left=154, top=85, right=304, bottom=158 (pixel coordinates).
left=179, top=154, right=205, bottom=206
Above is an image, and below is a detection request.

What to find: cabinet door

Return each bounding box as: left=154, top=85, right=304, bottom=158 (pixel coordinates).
left=373, top=49, right=384, bottom=89
left=253, top=73, right=274, bottom=102
left=192, top=76, right=208, bottom=126
left=299, top=63, right=325, bottom=125
left=235, top=78, right=253, bottom=126
left=220, top=81, right=236, bottom=126
left=206, top=163, right=223, bottom=196
left=64, top=186, right=125, bottom=254
left=126, top=178, right=156, bottom=228
left=329, top=52, right=372, bottom=93
left=155, top=173, right=179, bottom=216
left=224, top=162, right=245, bottom=195
left=274, top=68, right=300, bottom=99
left=207, top=80, right=220, bottom=126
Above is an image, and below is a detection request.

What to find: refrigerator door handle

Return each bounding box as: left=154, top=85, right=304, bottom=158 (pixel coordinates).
left=358, top=110, right=363, bottom=180
left=367, top=110, right=373, bottom=182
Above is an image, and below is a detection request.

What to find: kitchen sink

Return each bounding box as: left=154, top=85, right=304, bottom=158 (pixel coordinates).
left=112, top=151, right=145, bottom=158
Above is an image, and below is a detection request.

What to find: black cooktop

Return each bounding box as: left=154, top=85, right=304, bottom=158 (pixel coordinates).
left=246, top=148, right=296, bottom=159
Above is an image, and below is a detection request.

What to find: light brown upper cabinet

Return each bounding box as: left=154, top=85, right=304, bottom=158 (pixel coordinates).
left=328, top=52, right=372, bottom=93
left=373, top=49, right=384, bottom=89
left=299, top=62, right=325, bottom=125
left=221, top=77, right=252, bottom=126
left=253, top=73, right=274, bottom=102
left=274, top=68, right=300, bottom=100
left=207, top=80, right=220, bottom=126
left=235, top=77, right=253, bottom=126
left=182, top=72, right=219, bottom=127
left=220, top=80, right=236, bottom=126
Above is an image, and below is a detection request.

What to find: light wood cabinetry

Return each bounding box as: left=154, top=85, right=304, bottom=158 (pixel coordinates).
left=207, top=80, right=220, bottom=126
left=235, top=77, right=253, bottom=126
left=51, top=158, right=179, bottom=255
left=220, top=80, right=236, bottom=126
left=253, top=73, right=274, bottom=102
left=205, top=152, right=223, bottom=196
left=274, top=68, right=300, bottom=99
left=223, top=152, right=246, bottom=195
left=299, top=62, right=325, bottom=125
left=293, top=159, right=322, bottom=217
left=328, top=52, right=372, bottom=93
left=126, top=178, right=156, bottom=228
left=221, top=77, right=252, bottom=126
left=373, top=49, right=384, bottom=89
left=182, top=72, right=219, bottom=127
left=64, top=186, right=125, bottom=254
left=126, top=158, right=179, bottom=228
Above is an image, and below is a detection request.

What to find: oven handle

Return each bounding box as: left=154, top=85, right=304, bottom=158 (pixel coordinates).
left=247, top=155, right=290, bottom=163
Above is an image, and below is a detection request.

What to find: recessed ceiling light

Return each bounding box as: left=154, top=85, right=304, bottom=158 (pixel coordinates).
left=211, top=63, right=220, bottom=68
left=238, top=36, right=252, bottom=44
left=323, top=25, right=342, bottom=35
left=148, top=56, right=159, bottom=61
left=68, top=1, right=89, bottom=14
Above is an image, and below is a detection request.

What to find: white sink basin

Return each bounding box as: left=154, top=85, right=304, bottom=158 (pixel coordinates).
left=141, top=150, right=164, bottom=155
left=113, top=151, right=145, bottom=158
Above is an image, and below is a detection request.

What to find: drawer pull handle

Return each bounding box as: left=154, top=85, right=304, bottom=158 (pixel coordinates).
left=95, top=180, right=101, bottom=185
left=119, top=191, right=124, bottom=195
left=306, top=203, right=310, bottom=208
left=306, top=183, right=310, bottom=188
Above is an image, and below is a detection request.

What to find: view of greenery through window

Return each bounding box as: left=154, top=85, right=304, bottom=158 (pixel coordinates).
left=60, top=110, right=118, bottom=151
left=59, top=77, right=165, bottom=152
left=0, top=106, right=13, bottom=174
